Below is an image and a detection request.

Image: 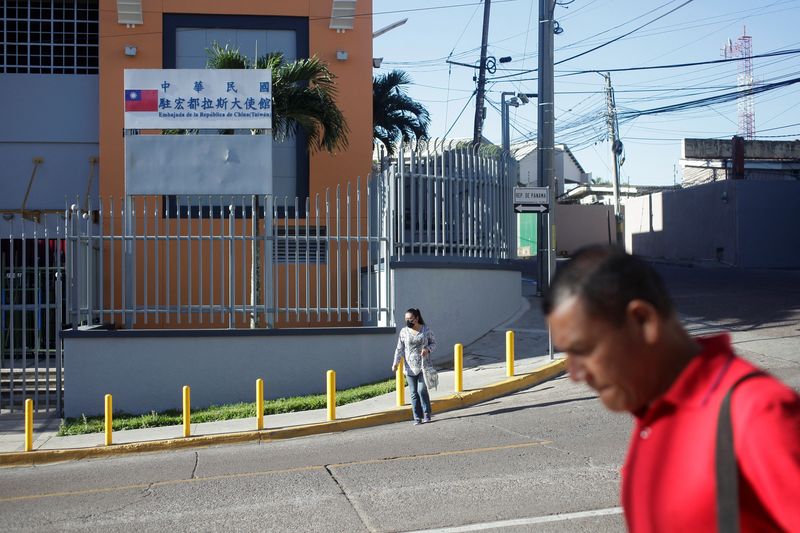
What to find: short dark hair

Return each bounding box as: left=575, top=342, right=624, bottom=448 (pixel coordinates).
left=542, top=245, right=673, bottom=325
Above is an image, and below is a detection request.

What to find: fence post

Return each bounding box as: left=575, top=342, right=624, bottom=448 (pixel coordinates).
left=104, top=394, right=113, bottom=446
left=256, top=378, right=264, bottom=430
left=228, top=205, right=235, bottom=329
left=395, top=357, right=405, bottom=406
left=24, top=399, right=33, bottom=452
left=454, top=343, right=463, bottom=393
left=506, top=330, right=515, bottom=377
left=326, top=370, right=336, bottom=421
left=182, top=385, right=191, bottom=437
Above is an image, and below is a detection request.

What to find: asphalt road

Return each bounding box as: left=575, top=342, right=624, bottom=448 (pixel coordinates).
left=1, top=264, right=798, bottom=533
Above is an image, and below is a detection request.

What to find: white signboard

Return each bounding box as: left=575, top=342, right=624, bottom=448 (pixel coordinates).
left=123, top=69, right=272, bottom=130
left=513, top=186, right=549, bottom=206
left=125, top=135, right=272, bottom=196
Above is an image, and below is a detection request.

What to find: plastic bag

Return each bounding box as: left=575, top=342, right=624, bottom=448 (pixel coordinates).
left=423, top=365, right=439, bottom=390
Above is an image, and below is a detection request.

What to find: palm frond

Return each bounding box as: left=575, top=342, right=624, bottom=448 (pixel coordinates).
left=206, top=47, right=350, bottom=154
left=206, top=42, right=249, bottom=69
left=373, top=69, right=430, bottom=151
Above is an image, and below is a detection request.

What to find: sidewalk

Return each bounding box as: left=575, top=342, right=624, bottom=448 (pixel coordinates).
left=0, top=284, right=564, bottom=464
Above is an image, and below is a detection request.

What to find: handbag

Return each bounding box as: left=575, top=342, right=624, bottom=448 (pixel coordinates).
left=423, top=364, right=439, bottom=390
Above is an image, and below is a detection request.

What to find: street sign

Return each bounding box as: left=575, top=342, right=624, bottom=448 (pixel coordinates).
left=513, top=186, right=549, bottom=206
left=514, top=205, right=548, bottom=213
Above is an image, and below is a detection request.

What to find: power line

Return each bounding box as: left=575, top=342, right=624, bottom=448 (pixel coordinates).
left=311, top=0, right=519, bottom=21
left=485, top=47, right=800, bottom=83
left=554, top=0, right=696, bottom=66
left=487, top=0, right=698, bottom=81
left=560, top=47, right=800, bottom=76
left=618, top=75, right=800, bottom=120
left=442, top=90, right=478, bottom=138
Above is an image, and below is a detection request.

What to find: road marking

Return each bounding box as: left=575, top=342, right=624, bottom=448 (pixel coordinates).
left=328, top=440, right=551, bottom=469
left=401, top=507, right=624, bottom=532
left=0, top=440, right=550, bottom=503
left=0, top=464, right=324, bottom=503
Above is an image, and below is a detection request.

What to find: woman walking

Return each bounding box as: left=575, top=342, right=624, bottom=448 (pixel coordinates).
left=392, top=308, right=438, bottom=424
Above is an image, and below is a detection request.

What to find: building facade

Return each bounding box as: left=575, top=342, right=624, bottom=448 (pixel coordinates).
left=1, top=0, right=373, bottom=224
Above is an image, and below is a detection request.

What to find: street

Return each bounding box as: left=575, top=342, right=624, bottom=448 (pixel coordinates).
left=2, top=264, right=799, bottom=532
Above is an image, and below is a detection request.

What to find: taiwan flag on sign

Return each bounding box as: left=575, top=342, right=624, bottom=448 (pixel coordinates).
left=125, top=89, right=158, bottom=112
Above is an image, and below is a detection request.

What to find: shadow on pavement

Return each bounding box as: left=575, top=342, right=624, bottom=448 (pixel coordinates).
left=653, top=264, right=800, bottom=334
left=447, top=395, right=597, bottom=421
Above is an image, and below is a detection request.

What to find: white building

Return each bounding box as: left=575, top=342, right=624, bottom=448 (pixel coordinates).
left=510, top=141, right=590, bottom=195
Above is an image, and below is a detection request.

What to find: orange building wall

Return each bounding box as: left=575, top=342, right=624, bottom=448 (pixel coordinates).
left=97, top=1, right=373, bottom=328
left=98, top=0, right=373, bottom=200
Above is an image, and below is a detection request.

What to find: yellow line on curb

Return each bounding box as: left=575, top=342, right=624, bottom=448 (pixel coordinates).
left=0, top=359, right=566, bottom=469
left=0, top=440, right=554, bottom=504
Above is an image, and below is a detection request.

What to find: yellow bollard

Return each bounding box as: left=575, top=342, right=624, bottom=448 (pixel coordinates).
left=326, top=370, right=336, bottom=421
left=24, top=399, right=33, bottom=452
left=395, top=357, right=405, bottom=406
left=506, top=330, right=515, bottom=377
left=454, top=343, right=463, bottom=393
left=104, top=394, right=113, bottom=446
left=182, top=385, right=191, bottom=438
left=256, top=378, right=264, bottom=431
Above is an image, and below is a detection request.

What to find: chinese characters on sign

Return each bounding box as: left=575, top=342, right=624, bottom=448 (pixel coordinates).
left=123, top=69, right=272, bottom=130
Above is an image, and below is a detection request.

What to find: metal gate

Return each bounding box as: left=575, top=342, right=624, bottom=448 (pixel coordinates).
left=0, top=219, right=64, bottom=416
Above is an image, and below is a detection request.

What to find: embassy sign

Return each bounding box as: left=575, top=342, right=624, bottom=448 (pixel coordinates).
left=123, top=69, right=272, bottom=130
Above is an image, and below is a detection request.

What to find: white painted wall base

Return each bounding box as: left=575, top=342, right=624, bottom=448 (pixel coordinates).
left=62, top=262, right=522, bottom=418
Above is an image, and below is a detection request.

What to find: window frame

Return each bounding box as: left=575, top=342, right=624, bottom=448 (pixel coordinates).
left=162, top=13, right=310, bottom=218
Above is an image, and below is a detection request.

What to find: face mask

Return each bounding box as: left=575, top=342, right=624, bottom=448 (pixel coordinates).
left=406, top=320, right=415, bottom=328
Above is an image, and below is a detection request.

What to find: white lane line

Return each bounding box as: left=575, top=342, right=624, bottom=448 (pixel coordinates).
left=402, top=507, right=624, bottom=533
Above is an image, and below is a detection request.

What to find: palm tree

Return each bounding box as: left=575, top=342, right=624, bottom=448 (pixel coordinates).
left=206, top=43, right=350, bottom=328
left=373, top=70, right=430, bottom=156
left=206, top=42, right=349, bottom=153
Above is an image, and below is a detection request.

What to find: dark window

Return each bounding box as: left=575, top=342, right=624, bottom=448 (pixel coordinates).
left=162, top=14, right=311, bottom=218
left=1, top=0, right=98, bottom=74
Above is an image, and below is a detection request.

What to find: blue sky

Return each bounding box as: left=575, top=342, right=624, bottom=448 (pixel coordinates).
left=372, top=0, right=800, bottom=186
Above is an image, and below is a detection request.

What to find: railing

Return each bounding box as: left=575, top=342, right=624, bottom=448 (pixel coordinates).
left=1, top=216, right=65, bottom=414
left=376, top=139, right=517, bottom=261
left=64, top=176, right=393, bottom=329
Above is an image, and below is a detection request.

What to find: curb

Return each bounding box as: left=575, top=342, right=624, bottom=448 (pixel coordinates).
left=0, top=359, right=565, bottom=468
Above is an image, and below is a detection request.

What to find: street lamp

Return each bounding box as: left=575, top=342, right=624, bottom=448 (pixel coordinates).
left=501, top=92, right=537, bottom=153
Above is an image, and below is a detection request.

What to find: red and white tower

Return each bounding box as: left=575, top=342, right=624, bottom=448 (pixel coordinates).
left=722, top=27, right=755, bottom=139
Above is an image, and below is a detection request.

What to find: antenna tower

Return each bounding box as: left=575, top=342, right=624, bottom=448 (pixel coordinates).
left=722, top=27, right=755, bottom=139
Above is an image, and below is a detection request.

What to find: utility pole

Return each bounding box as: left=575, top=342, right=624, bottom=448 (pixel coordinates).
left=536, top=0, right=555, bottom=295
left=472, top=0, right=492, bottom=145
left=501, top=92, right=518, bottom=153
left=603, top=72, right=623, bottom=244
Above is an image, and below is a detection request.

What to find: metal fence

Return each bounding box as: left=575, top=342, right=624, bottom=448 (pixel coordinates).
left=63, top=176, right=393, bottom=330
left=1, top=143, right=514, bottom=413
left=1, top=216, right=64, bottom=414
left=378, top=140, right=517, bottom=260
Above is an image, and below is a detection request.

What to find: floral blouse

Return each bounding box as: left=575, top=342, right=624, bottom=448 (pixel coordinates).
left=393, top=325, right=437, bottom=376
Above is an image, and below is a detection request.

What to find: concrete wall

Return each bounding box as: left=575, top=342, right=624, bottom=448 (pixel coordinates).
left=554, top=203, right=614, bottom=256
left=0, top=74, right=98, bottom=211
left=736, top=180, right=800, bottom=268
left=63, top=262, right=523, bottom=417
left=625, top=180, right=800, bottom=268
left=392, top=263, right=521, bottom=364
left=683, top=138, right=800, bottom=160
left=63, top=328, right=396, bottom=418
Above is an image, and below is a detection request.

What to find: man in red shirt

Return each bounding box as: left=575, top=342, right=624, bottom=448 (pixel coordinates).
left=543, top=245, right=800, bottom=532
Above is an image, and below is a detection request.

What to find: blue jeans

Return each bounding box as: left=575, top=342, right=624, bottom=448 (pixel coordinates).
left=406, top=371, right=431, bottom=420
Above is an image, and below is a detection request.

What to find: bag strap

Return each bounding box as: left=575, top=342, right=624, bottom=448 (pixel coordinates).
left=716, top=370, right=763, bottom=533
